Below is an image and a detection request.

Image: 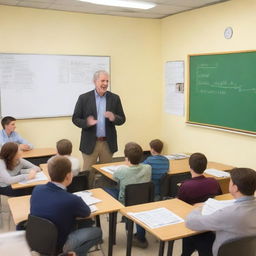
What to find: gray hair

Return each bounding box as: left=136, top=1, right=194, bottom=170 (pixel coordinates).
left=93, top=70, right=109, bottom=82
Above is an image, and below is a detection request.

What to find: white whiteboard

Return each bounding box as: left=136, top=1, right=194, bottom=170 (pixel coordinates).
left=0, top=53, right=110, bottom=119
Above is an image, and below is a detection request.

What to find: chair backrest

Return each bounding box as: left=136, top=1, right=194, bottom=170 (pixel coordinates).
left=159, top=173, right=171, bottom=200
left=67, top=170, right=89, bottom=193
left=169, top=172, right=192, bottom=198
left=217, top=236, right=256, bottom=256
left=26, top=214, right=59, bottom=256
left=125, top=182, right=155, bottom=206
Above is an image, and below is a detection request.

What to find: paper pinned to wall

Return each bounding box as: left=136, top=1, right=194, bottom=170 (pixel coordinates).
left=164, top=61, right=185, bottom=116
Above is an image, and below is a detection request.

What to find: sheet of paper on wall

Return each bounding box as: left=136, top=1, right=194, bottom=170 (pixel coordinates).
left=101, top=165, right=126, bottom=174
left=128, top=207, right=184, bottom=229
left=202, top=198, right=235, bottom=215
left=204, top=169, right=230, bottom=178
left=18, top=171, right=48, bottom=184
left=165, top=61, right=185, bottom=116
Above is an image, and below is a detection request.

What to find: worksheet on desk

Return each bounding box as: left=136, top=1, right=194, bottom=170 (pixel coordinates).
left=18, top=171, right=48, bottom=184
left=128, top=207, right=184, bottom=229
left=101, top=165, right=126, bottom=174
left=73, top=191, right=102, bottom=206
left=204, top=169, right=230, bottom=177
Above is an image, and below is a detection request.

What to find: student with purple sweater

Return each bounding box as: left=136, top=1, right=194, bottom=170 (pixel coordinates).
left=178, top=152, right=222, bottom=256
left=178, top=152, right=222, bottom=205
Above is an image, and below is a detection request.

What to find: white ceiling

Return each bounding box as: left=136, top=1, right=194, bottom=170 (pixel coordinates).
left=0, top=0, right=229, bottom=19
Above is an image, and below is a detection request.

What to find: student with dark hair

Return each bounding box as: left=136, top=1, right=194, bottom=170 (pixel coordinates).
left=105, top=142, right=151, bottom=203
left=30, top=156, right=102, bottom=256
left=48, top=139, right=80, bottom=176
left=143, top=139, right=169, bottom=199
left=0, top=142, right=40, bottom=196
left=178, top=153, right=221, bottom=204
left=0, top=116, right=33, bottom=151
left=186, top=168, right=256, bottom=256
left=104, top=142, right=151, bottom=248
left=178, top=153, right=222, bottom=256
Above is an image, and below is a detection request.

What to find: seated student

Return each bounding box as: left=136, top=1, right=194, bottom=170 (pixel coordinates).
left=0, top=142, right=40, bottom=197
left=105, top=142, right=151, bottom=249
left=0, top=116, right=33, bottom=151
left=48, top=139, right=80, bottom=176
left=30, top=156, right=102, bottom=256
left=185, top=167, right=256, bottom=256
left=143, top=139, right=169, bottom=199
left=178, top=153, right=222, bottom=256
left=178, top=152, right=222, bottom=205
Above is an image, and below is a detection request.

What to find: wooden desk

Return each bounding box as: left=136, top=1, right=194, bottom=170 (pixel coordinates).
left=169, top=158, right=233, bottom=174
left=8, top=188, right=123, bottom=256
left=11, top=164, right=49, bottom=189
left=92, top=161, right=124, bottom=181
left=21, top=148, right=56, bottom=165
left=93, top=159, right=234, bottom=193
left=215, top=193, right=233, bottom=200
left=120, top=198, right=199, bottom=256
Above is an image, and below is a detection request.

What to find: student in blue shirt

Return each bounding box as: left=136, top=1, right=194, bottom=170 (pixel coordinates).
left=132, top=139, right=170, bottom=249
left=0, top=116, right=33, bottom=151
left=143, top=139, right=170, bottom=199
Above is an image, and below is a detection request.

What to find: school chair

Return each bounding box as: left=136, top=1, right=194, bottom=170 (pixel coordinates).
left=67, top=170, right=89, bottom=193
left=159, top=173, right=171, bottom=200
left=217, top=236, right=256, bottom=256
left=26, top=214, right=59, bottom=256
left=125, top=181, right=155, bottom=206
left=168, top=172, right=192, bottom=198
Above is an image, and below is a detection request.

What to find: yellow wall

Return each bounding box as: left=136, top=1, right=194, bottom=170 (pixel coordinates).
left=0, top=0, right=255, bottom=169
left=161, top=0, right=256, bottom=169
left=0, top=5, right=162, bottom=161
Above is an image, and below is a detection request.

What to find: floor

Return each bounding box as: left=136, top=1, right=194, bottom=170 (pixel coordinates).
left=0, top=195, right=198, bottom=256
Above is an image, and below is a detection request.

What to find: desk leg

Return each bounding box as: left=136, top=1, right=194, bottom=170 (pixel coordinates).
left=96, top=215, right=101, bottom=228
left=108, top=212, right=117, bottom=256
left=167, top=241, right=174, bottom=256
left=126, top=219, right=134, bottom=256
left=158, top=241, right=165, bottom=256
left=113, top=211, right=117, bottom=245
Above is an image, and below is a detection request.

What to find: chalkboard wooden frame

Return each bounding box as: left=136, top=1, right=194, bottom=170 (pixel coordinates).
left=187, top=50, right=256, bottom=135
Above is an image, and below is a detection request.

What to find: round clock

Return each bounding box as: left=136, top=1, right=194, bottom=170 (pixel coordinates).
left=224, top=27, right=233, bottom=39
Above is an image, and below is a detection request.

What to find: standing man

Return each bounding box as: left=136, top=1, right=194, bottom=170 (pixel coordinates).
left=72, top=70, right=126, bottom=187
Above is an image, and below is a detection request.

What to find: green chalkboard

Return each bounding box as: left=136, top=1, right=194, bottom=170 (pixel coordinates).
left=188, top=51, right=256, bottom=134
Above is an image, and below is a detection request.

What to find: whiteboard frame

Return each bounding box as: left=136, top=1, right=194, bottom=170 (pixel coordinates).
left=0, top=53, right=111, bottom=119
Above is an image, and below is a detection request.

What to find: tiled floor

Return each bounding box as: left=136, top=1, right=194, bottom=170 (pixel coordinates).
left=0, top=195, right=197, bottom=256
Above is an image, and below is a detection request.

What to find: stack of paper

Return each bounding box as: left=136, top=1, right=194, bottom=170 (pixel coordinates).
left=165, top=153, right=190, bottom=160
left=19, top=171, right=48, bottom=184
left=202, top=198, right=235, bottom=215
left=128, top=207, right=184, bottom=229
left=204, top=169, right=230, bottom=178
left=101, top=165, right=126, bottom=174
left=74, top=191, right=102, bottom=212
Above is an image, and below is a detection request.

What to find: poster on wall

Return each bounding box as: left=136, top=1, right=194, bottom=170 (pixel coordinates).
left=164, top=61, right=184, bottom=116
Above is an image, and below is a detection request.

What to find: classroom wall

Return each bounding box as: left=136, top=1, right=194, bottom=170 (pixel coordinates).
left=1, top=0, right=255, bottom=169
left=161, top=0, right=256, bottom=169
left=0, top=5, right=162, bottom=160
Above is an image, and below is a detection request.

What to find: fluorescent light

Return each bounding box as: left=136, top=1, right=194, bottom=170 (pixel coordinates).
left=78, top=0, right=156, bottom=10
